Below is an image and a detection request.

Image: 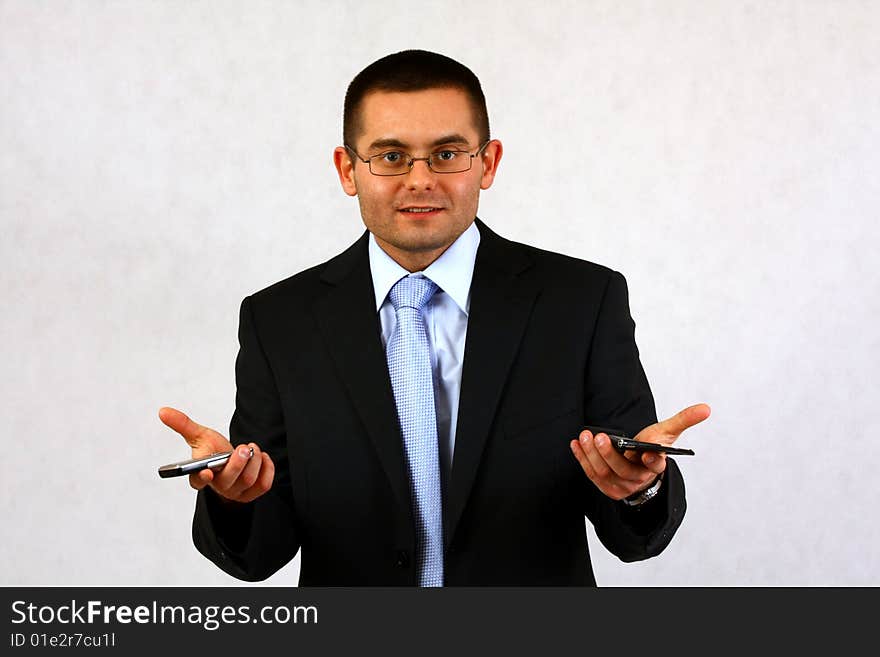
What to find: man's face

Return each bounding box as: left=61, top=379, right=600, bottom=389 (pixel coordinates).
left=334, top=87, right=502, bottom=271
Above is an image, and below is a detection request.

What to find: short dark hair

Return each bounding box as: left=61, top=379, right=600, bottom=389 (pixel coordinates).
left=343, top=49, right=490, bottom=148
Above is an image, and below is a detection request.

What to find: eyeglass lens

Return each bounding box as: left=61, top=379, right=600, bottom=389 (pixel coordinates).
left=369, top=150, right=473, bottom=175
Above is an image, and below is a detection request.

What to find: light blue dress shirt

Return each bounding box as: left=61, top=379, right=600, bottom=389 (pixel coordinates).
left=368, top=221, right=481, bottom=496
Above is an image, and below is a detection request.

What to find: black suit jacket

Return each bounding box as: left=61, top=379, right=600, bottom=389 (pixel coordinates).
left=192, top=219, right=686, bottom=585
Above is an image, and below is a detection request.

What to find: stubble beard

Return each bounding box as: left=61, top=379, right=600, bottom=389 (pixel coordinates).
left=360, top=203, right=471, bottom=255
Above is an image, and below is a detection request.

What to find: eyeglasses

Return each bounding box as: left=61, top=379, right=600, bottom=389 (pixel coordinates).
left=345, top=140, right=490, bottom=176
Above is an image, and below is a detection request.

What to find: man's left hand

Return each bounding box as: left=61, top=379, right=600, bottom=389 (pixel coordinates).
left=569, top=403, right=711, bottom=501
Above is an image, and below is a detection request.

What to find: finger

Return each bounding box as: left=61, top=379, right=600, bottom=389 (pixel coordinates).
left=225, top=443, right=263, bottom=499
left=578, top=431, right=610, bottom=481
left=189, top=468, right=213, bottom=491
left=571, top=440, right=613, bottom=497
left=570, top=439, right=597, bottom=480
left=212, top=443, right=256, bottom=493
left=571, top=439, right=647, bottom=500
left=571, top=433, right=606, bottom=485
left=640, top=450, right=667, bottom=475
left=575, top=430, right=626, bottom=489
left=593, top=434, right=659, bottom=494
left=657, top=403, right=711, bottom=437
left=579, top=433, right=632, bottom=498
left=238, top=452, right=275, bottom=504
left=158, top=406, right=213, bottom=449
left=592, top=433, right=646, bottom=482
left=622, top=449, right=641, bottom=463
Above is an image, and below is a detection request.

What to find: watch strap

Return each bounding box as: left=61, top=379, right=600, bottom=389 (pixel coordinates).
left=622, top=472, right=664, bottom=507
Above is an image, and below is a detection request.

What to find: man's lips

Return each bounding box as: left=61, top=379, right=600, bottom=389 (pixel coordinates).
left=398, top=206, right=444, bottom=213
left=397, top=206, right=444, bottom=217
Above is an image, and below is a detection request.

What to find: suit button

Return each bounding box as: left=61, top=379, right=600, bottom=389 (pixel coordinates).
left=395, top=550, right=410, bottom=568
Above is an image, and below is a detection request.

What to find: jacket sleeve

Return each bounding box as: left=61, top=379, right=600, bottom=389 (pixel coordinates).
left=581, top=270, right=687, bottom=562
left=191, top=295, right=301, bottom=581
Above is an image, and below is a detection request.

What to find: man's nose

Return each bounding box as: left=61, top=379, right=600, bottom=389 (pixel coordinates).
left=404, top=158, right=436, bottom=190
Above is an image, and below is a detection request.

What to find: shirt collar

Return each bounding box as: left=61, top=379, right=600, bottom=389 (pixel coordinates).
left=368, top=220, right=481, bottom=315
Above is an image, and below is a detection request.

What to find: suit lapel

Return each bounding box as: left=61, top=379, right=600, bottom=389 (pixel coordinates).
left=310, top=233, right=411, bottom=515
left=445, top=219, right=540, bottom=547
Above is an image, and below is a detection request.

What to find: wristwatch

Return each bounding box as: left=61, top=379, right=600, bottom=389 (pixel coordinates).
left=622, top=472, right=664, bottom=507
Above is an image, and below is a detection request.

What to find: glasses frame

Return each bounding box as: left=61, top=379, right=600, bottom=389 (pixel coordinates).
left=345, top=140, right=491, bottom=176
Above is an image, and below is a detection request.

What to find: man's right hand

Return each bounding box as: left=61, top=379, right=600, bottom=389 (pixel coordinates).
left=158, top=406, right=275, bottom=504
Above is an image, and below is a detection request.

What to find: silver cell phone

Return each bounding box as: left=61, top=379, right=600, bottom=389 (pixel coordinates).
left=157, top=451, right=233, bottom=479
left=583, top=426, right=695, bottom=456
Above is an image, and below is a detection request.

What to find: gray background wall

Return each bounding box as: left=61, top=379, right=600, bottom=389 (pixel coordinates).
left=2, top=0, right=877, bottom=586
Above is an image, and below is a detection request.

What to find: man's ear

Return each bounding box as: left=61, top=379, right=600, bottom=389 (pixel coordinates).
left=479, top=140, right=503, bottom=190
left=333, top=146, right=358, bottom=196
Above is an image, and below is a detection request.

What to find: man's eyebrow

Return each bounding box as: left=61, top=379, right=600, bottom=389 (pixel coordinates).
left=367, top=137, right=408, bottom=151
left=366, top=134, right=473, bottom=151
left=428, top=134, right=472, bottom=148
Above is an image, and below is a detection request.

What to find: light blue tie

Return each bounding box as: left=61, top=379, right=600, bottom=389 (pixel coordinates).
left=386, top=275, right=444, bottom=587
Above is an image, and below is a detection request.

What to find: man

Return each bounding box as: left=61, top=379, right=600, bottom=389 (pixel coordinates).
left=159, top=50, right=710, bottom=586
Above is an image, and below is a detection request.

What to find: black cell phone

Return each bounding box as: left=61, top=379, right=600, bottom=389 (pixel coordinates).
left=157, top=451, right=233, bottom=478
left=582, top=426, right=695, bottom=456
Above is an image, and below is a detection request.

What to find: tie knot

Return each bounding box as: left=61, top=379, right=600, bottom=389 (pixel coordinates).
left=388, top=275, right=438, bottom=313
